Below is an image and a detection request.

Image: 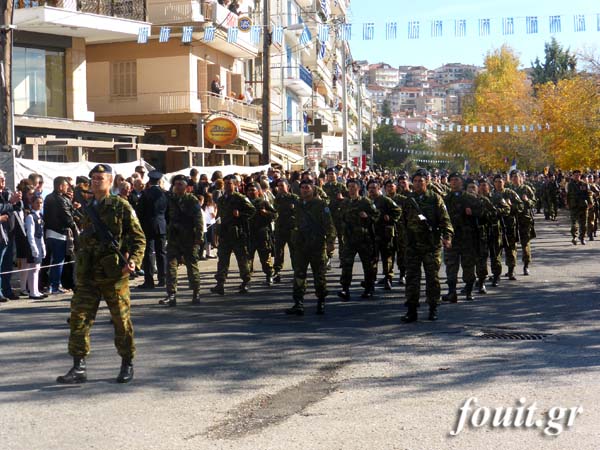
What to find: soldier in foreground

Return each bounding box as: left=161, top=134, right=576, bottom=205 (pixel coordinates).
left=57, top=164, right=146, bottom=384
left=510, top=170, right=536, bottom=275
left=567, top=169, right=593, bottom=245
left=246, top=183, right=277, bottom=285
left=401, top=169, right=453, bottom=323
left=285, top=179, right=335, bottom=316
left=160, top=175, right=204, bottom=307
left=273, top=179, right=298, bottom=283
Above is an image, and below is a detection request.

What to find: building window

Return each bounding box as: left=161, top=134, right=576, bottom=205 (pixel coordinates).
left=110, top=60, right=137, bottom=98
left=13, top=46, right=66, bottom=118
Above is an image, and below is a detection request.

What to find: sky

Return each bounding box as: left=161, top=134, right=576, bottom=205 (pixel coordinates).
left=348, top=0, right=599, bottom=69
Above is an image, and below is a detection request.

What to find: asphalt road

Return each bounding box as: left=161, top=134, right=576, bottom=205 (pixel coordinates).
left=1, top=210, right=599, bottom=450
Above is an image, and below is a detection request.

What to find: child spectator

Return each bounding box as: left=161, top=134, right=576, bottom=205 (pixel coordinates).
left=25, top=195, right=46, bottom=299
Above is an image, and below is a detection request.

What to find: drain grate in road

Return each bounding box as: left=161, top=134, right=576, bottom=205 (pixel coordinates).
left=477, top=330, right=551, bottom=340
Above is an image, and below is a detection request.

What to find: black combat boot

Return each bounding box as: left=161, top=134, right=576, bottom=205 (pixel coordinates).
left=523, top=265, right=530, bottom=276
left=377, top=277, right=387, bottom=285
left=361, top=283, right=374, bottom=299
left=478, top=278, right=487, bottom=294
left=442, top=282, right=458, bottom=303
left=56, top=357, right=87, bottom=384
left=116, top=358, right=134, bottom=384
left=572, top=237, right=577, bottom=245
left=337, top=287, right=350, bottom=301
left=507, top=267, right=517, bottom=281
left=383, top=278, right=392, bottom=291
left=159, top=293, right=176, bottom=307
left=428, top=305, right=438, bottom=321
left=401, top=305, right=418, bottom=323
left=285, top=300, right=304, bottom=316
left=398, top=271, right=406, bottom=286
left=316, top=298, right=325, bottom=315
left=266, top=274, right=274, bottom=286
left=491, top=275, right=499, bottom=287
left=464, top=282, right=475, bottom=301
left=210, top=284, right=225, bottom=295
left=238, top=281, right=249, bottom=294
left=580, top=238, right=586, bottom=245
left=191, top=291, right=200, bottom=305
left=273, top=272, right=281, bottom=283
left=589, top=233, right=594, bottom=241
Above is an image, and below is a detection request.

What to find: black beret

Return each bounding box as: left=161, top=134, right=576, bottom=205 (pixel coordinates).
left=383, top=179, right=395, bottom=186
left=148, top=170, right=163, bottom=181
left=76, top=176, right=90, bottom=185
left=299, top=179, right=314, bottom=186
left=346, top=178, right=360, bottom=186
left=572, top=169, right=581, bottom=174
left=448, top=171, right=462, bottom=180
left=325, top=167, right=335, bottom=174
left=510, top=169, right=520, bottom=176
left=171, top=174, right=188, bottom=183
left=493, top=174, right=504, bottom=181
left=411, top=169, right=429, bottom=181
left=89, top=164, right=113, bottom=177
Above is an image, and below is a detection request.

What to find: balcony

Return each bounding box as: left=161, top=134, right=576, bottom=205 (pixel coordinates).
left=201, top=2, right=258, bottom=57
left=199, top=91, right=261, bottom=123
left=147, top=0, right=204, bottom=25
left=16, top=0, right=147, bottom=21
left=272, top=64, right=313, bottom=98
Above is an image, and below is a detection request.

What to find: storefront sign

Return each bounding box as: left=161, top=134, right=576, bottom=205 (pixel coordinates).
left=238, top=16, right=252, bottom=32
left=204, top=117, right=239, bottom=146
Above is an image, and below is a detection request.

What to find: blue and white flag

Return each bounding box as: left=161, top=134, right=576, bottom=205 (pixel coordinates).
left=227, top=27, right=239, bottom=43
left=250, top=25, right=261, bottom=45
left=463, top=160, right=470, bottom=174
left=386, top=22, right=398, bottom=40
left=526, top=16, right=538, bottom=34
left=502, top=17, right=514, bottom=35
left=574, top=14, right=586, bottom=32
left=273, top=25, right=284, bottom=45
left=510, top=158, right=517, bottom=172
left=479, top=19, right=490, bottom=36
left=408, top=20, right=419, bottom=39
left=319, top=0, right=330, bottom=20
left=299, top=26, right=311, bottom=46
left=339, top=23, right=352, bottom=41
left=549, top=15, right=561, bottom=33
left=204, top=26, right=216, bottom=42
left=318, top=24, right=329, bottom=42
left=505, top=125, right=510, bottom=133
left=137, top=26, right=150, bottom=44
left=455, top=19, right=466, bottom=37
left=497, top=125, right=502, bottom=133
left=317, top=41, right=326, bottom=60
left=464, top=125, right=470, bottom=132
left=431, top=19, right=443, bottom=37
left=363, top=22, right=375, bottom=40
left=159, top=26, right=171, bottom=43
left=597, top=14, right=600, bottom=32
left=182, top=26, right=194, bottom=43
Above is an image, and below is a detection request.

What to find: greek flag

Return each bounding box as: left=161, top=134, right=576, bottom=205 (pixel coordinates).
left=513, top=125, right=519, bottom=133
left=386, top=22, right=397, bottom=40
left=137, top=26, right=149, bottom=44
left=273, top=25, right=284, bottom=45
left=159, top=26, right=171, bottom=43
left=182, top=26, right=193, bottom=43
left=549, top=15, right=561, bottom=33
left=479, top=18, right=490, bottom=36
left=510, top=158, right=517, bottom=172
left=363, top=22, right=375, bottom=40
left=250, top=25, right=261, bottom=45
left=521, top=125, right=527, bottom=132
left=502, top=17, right=514, bottom=35
left=338, top=23, right=352, bottom=41
left=227, top=27, right=239, bottom=43
left=431, top=20, right=442, bottom=37
left=455, top=19, right=466, bottom=37
left=318, top=24, right=329, bottom=43
left=530, top=124, right=535, bottom=131
left=299, top=26, right=311, bottom=46
left=505, top=125, right=510, bottom=133
left=319, top=0, right=330, bottom=20
left=464, top=125, right=469, bottom=132
left=408, top=20, right=419, bottom=39
left=574, top=14, right=586, bottom=32
left=317, top=41, right=326, bottom=60
left=526, top=16, right=538, bottom=34
left=497, top=125, right=502, bottom=133
left=537, top=124, right=542, bottom=131
left=204, top=26, right=216, bottom=42
left=488, top=126, right=493, bottom=133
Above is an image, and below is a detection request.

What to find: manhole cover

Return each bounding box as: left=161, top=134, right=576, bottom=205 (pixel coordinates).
left=477, top=330, right=551, bottom=340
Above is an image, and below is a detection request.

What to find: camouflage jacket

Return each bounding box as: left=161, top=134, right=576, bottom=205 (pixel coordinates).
left=216, top=191, right=256, bottom=240
left=339, top=196, right=380, bottom=244
left=567, top=180, right=593, bottom=210
left=273, top=192, right=299, bottom=232
left=291, top=197, right=335, bottom=250
left=166, top=192, right=204, bottom=242
left=403, top=190, right=453, bottom=251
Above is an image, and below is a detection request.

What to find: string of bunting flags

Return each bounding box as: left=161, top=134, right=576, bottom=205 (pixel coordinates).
left=378, top=117, right=550, bottom=133
left=137, top=12, right=600, bottom=49
left=390, top=148, right=466, bottom=158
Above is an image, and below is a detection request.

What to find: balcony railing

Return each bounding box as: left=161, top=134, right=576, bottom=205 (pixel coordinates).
left=199, top=91, right=261, bottom=122
left=16, top=0, right=147, bottom=22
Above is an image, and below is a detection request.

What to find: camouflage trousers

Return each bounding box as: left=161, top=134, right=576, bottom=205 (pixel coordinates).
left=330, top=220, right=345, bottom=259
left=339, top=240, right=377, bottom=289
left=291, top=244, right=328, bottom=302
left=479, top=238, right=503, bottom=280
left=393, top=236, right=407, bottom=278
left=570, top=208, right=588, bottom=240
left=249, top=241, right=273, bottom=277
left=215, top=239, right=251, bottom=284
left=405, top=246, right=442, bottom=307
left=68, top=277, right=134, bottom=359
left=273, top=229, right=293, bottom=274
left=166, top=241, right=201, bottom=295
left=544, top=200, right=558, bottom=220
left=587, top=207, right=597, bottom=238
left=376, top=240, right=395, bottom=280
left=504, top=235, right=518, bottom=269
left=443, top=241, right=477, bottom=285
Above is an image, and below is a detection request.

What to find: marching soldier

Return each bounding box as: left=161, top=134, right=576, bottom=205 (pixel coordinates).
left=273, top=179, right=299, bottom=282
left=322, top=168, right=348, bottom=264
left=160, top=175, right=204, bottom=306
left=492, top=174, right=523, bottom=280
left=338, top=179, right=380, bottom=300
left=57, top=164, right=146, bottom=384
left=384, top=179, right=408, bottom=285
left=567, top=169, right=593, bottom=245
left=542, top=173, right=560, bottom=221
left=510, top=170, right=536, bottom=275
left=246, top=182, right=277, bottom=285
left=367, top=179, right=401, bottom=290
left=401, top=169, right=453, bottom=323
left=212, top=175, right=256, bottom=295
left=586, top=174, right=599, bottom=241
left=285, top=179, right=335, bottom=316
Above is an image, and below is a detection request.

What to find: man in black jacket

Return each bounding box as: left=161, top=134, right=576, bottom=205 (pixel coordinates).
left=137, top=171, right=168, bottom=289
left=0, top=170, right=22, bottom=302
left=44, top=176, right=77, bottom=294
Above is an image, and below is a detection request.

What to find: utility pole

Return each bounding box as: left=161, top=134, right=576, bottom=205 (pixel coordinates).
left=0, top=0, right=15, bottom=151
left=260, top=0, right=271, bottom=165
left=341, top=42, right=348, bottom=165
left=370, top=104, right=374, bottom=165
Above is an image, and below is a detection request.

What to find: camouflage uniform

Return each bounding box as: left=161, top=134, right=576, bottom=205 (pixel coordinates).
left=389, top=193, right=408, bottom=282
left=273, top=191, right=299, bottom=275
left=69, top=195, right=146, bottom=360
left=587, top=182, right=599, bottom=240
left=481, top=192, right=511, bottom=285
left=512, top=184, right=536, bottom=269
left=567, top=179, right=593, bottom=243
left=248, top=197, right=277, bottom=280
left=403, top=190, right=453, bottom=308
left=165, top=192, right=204, bottom=297
left=339, top=196, right=380, bottom=294
left=493, top=187, right=523, bottom=273
left=215, top=192, right=256, bottom=286
left=372, top=195, right=402, bottom=283
left=543, top=179, right=560, bottom=220
left=322, top=181, right=348, bottom=258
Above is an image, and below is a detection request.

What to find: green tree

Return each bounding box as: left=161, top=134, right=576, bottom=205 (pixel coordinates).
left=370, top=123, right=406, bottom=168
left=381, top=100, right=392, bottom=118
left=531, top=38, right=577, bottom=87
